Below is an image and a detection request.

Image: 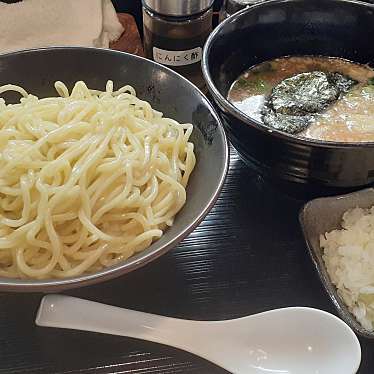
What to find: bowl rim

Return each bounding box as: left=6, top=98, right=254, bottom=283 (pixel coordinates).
left=202, top=0, right=374, bottom=149
left=0, top=46, right=230, bottom=292
left=299, top=188, right=374, bottom=339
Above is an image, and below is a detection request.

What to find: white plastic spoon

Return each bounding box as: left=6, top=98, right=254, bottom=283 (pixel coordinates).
left=36, top=295, right=361, bottom=374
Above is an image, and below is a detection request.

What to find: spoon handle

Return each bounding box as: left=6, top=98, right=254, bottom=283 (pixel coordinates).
left=36, top=294, right=207, bottom=351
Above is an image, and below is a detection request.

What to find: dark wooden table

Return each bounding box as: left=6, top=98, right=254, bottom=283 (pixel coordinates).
left=0, top=147, right=373, bottom=374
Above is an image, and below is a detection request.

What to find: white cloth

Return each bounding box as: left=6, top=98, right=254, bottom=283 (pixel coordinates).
left=0, top=0, right=124, bottom=54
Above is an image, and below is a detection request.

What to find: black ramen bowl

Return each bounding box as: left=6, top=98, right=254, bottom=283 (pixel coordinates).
left=202, top=0, right=374, bottom=188
left=0, top=47, right=228, bottom=292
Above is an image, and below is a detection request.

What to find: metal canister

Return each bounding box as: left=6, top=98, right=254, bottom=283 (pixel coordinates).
left=220, top=0, right=262, bottom=21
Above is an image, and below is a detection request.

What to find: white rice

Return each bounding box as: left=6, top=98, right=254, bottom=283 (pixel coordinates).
left=321, top=206, right=374, bottom=331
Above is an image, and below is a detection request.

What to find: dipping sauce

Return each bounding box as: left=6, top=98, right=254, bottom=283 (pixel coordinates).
left=228, top=56, right=374, bottom=142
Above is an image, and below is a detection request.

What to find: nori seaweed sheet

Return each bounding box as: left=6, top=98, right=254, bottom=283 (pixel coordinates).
left=262, top=71, right=357, bottom=134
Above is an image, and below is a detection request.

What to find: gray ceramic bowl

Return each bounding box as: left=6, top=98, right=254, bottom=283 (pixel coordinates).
left=300, top=188, right=374, bottom=338
left=0, top=47, right=229, bottom=292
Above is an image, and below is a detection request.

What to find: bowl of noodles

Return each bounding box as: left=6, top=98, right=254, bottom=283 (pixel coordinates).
left=0, top=47, right=228, bottom=291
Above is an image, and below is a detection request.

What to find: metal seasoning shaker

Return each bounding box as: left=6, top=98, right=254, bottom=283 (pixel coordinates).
left=142, top=0, right=214, bottom=89
left=220, top=0, right=261, bottom=21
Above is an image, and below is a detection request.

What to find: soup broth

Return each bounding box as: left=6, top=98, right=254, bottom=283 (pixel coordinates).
left=228, top=56, right=374, bottom=142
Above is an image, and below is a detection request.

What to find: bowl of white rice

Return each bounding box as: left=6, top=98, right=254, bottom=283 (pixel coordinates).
left=300, top=188, right=374, bottom=338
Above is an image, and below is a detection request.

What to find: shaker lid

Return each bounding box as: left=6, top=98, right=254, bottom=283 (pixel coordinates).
left=142, top=0, right=214, bottom=17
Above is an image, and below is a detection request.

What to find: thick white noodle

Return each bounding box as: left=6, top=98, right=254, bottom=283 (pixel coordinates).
left=0, top=81, right=195, bottom=279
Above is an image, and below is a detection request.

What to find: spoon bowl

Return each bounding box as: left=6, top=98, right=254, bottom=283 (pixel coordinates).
left=36, top=295, right=361, bottom=374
